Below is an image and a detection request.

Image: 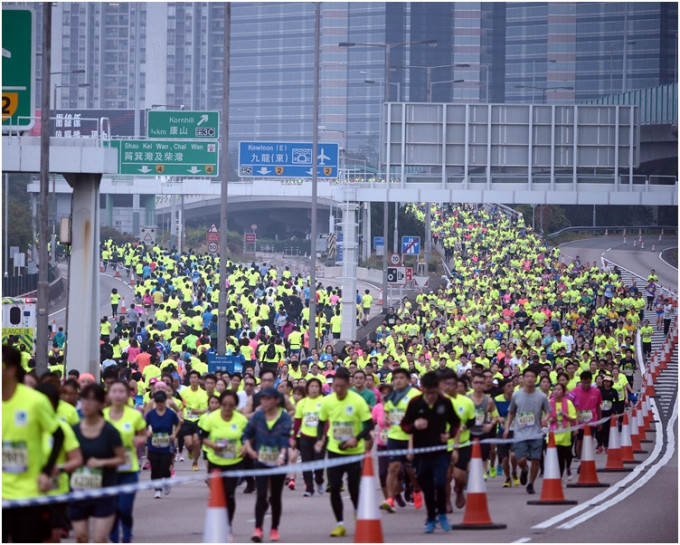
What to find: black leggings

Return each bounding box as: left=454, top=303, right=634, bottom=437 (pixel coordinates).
left=664, top=318, right=672, bottom=336
left=208, top=461, right=243, bottom=525
left=556, top=444, right=573, bottom=477
left=327, top=452, right=361, bottom=523
left=298, top=435, right=325, bottom=492
left=255, top=466, right=285, bottom=530
left=148, top=450, right=172, bottom=489
left=597, top=417, right=612, bottom=448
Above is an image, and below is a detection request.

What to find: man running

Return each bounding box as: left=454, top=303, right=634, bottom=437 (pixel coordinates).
left=502, top=366, right=552, bottom=494
left=179, top=370, right=209, bottom=471
left=315, top=367, right=374, bottom=538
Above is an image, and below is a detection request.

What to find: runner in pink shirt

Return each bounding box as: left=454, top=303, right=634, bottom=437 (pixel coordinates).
left=570, top=370, right=602, bottom=459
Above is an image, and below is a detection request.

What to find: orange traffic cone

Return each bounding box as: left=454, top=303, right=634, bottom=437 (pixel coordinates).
left=636, top=405, right=651, bottom=443
left=50, top=319, right=57, bottom=338
left=620, top=413, right=640, bottom=464
left=630, top=409, right=648, bottom=453
left=204, top=470, right=231, bottom=543
left=600, top=416, right=632, bottom=473
left=354, top=454, right=384, bottom=543
left=567, top=425, right=608, bottom=488
left=644, top=373, right=656, bottom=396
left=378, top=289, right=383, bottom=306
left=120, top=297, right=127, bottom=314
left=452, top=439, right=506, bottom=529
left=528, top=432, right=577, bottom=505
left=115, top=263, right=121, bottom=277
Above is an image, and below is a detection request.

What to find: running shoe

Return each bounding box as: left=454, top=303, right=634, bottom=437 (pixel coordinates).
left=512, top=472, right=520, bottom=486
left=489, top=466, right=497, bottom=478
left=317, top=484, right=325, bottom=495
left=379, top=498, right=396, bottom=513
left=143, top=461, right=151, bottom=470
left=192, top=464, right=199, bottom=472
left=244, top=483, right=256, bottom=494
left=394, top=493, right=406, bottom=508
left=175, top=453, right=181, bottom=462
left=171, top=469, right=176, bottom=478
left=437, top=514, right=452, bottom=532
left=526, top=483, right=535, bottom=495
left=329, top=524, right=346, bottom=537
left=288, top=478, right=296, bottom=491
left=164, top=485, right=171, bottom=496
left=496, top=464, right=503, bottom=476
left=454, top=487, right=466, bottom=509
left=179, top=455, right=185, bottom=462
left=413, top=490, right=423, bottom=510
left=483, top=471, right=488, bottom=481
left=251, top=528, right=263, bottom=543
left=502, top=479, right=512, bottom=488
left=567, top=469, right=573, bottom=482
left=404, top=487, right=413, bottom=504
left=424, top=521, right=436, bottom=534
left=519, top=468, right=528, bottom=486
left=596, top=446, right=604, bottom=454
left=270, top=529, right=280, bottom=542
left=154, top=490, right=162, bottom=499
left=303, top=490, right=313, bottom=497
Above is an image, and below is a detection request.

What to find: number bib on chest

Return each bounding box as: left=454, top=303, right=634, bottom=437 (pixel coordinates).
left=151, top=433, right=171, bottom=448
left=303, top=413, right=319, bottom=429
left=216, top=439, right=238, bottom=459
left=257, top=446, right=279, bottom=466
left=577, top=410, right=592, bottom=423
left=516, top=411, right=536, bottom=428
left=185, top=410, right=199, bottom=420
left=332, top=421, right=354, bottom=442
left=379, top=428, right=389, bottom=444
left=118, top=447, right=134, bottom=471
left=70, top=467, right=103, bottom=490
left=2, top=441, right=28, bottom=474
left=601, top=400, right=612, bottom=412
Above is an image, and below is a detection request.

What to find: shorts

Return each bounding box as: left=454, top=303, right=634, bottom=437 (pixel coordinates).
left=67, top=496, right=117, bottom=520
left=50, top=501, right=69, bottom=530
left=470, top=433, right=491, bottom=461
left=454, top=444, right=472, bottom=471
left=511, top=438, right=544, bottom=460
left=496, top=432, right=514, bottom=461
left=386, top=438, right=411, bottom=464
left=332, top=332, right=341, bottom=340
left=180, top=420, right=200, bottom=437
left=2, top=504, right=52, bottom=542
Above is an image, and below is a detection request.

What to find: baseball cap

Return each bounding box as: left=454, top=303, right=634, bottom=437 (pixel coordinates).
left=260, top=386, right=279, bottom=398
left=602, top=374, right=613, bottom=382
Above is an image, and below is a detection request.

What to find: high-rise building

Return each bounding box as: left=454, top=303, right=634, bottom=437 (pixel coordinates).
left=13, top=2, right=678, bottom=170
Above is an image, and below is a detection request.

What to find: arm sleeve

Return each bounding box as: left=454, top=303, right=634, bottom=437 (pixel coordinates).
left=293, top=418, right=302, bottom=437
left=356, top=419, right=375, bottom=441
left=400, top=399, right=417, bottom=434
left=41, top=426, right=64, bottom=475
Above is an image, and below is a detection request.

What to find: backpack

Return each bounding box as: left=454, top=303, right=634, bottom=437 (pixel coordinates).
left=265, top=343, right=277, bottom=361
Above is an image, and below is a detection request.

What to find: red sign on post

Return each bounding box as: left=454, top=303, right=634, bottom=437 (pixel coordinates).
left=245, top=233, right=256, bottom=244
left=405, top=267, right=413, bottom=282
left=206, top=223, right=220, bottom=243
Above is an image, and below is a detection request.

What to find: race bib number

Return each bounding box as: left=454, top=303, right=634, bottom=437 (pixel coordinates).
left=119, top=448, right=134, bottom=471
left=2, top=441, right=28, bottom=474
left=151, top=433, right=171, bottom=448
left=516, top=411, right=536, bottom=428
left=258, top=446, right=279, bottom=465
left=390, top=410, right=405, bottom=427
left=185, top=410, right=199, bottom=420
left=303, top=413, right=319, bottom=429
left=601, top=401, right=612, bottom=412
left=577, top=410, right=593, bottom=423
left=474, top=408, right=486, bottom=427
left=70, top=467, right=103, bottom=490
left=379, top=428, right=389, bottom=444
left=216, top=439, right=238, bottom=459
left=332, top=421, right=354, bottom=442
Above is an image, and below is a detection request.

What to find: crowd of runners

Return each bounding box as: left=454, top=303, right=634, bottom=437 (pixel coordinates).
left=3, top=203, right=674, bottom=543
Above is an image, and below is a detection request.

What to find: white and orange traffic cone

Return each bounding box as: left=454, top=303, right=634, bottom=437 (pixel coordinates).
left=100, top=260, right=105, bottom=272
left=527, top=432, right=577, bottom=505
left=354, top=454, right=384, bottom=543
left=630, top=409, right=647, bottom=453
left=204, top=470, right=231, bottom=543
left=452, top=439, right=507, bottom=529
left=378, top=289, right=383, bottom=306
left=115, top=263, right=121, bottom=277
left=620, top=413, right=640, bottom=464
left=120, top=297, right=127, bottom=315
left=636, top=405, right=652, bottom=443
left=600, top=416, right=632, bottom=473
left=50, top=319, right=57, bottom=338
left=567, top=425, right=608, bottom=488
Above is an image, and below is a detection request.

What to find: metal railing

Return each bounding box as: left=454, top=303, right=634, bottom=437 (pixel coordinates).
left=3, top=116, right=111, bottom=144
left=546, top=225, right=678, bottom=239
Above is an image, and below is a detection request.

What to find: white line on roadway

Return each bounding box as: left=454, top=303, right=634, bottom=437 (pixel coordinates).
left=514, top=538, right=532, bottom=543
left=532, top=398, right=666, bottom=530
left=659, top=246, right=678, bottom=271
left=557, top=399, right=677, bottom=529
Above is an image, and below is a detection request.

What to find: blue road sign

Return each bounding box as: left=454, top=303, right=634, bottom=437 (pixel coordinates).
left=373, top=236, right=384, bottom=249
left=207, top=353, right=242, bottom=374
left=238, top=141, right=339, bottom=178
left=401, top=236, right=421, bottom=255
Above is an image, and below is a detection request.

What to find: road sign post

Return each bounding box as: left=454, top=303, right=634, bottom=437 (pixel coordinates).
left=147, top=110, right=219, bottom=139
left=206, top=224, right=219, bottom=254
left=389, top=253, right=401, bottom=266
left=2, top=8, right=35, bottom=131
left=108, top=139, right=218, bottom=176
left=238, top=141, right=338, bottom=178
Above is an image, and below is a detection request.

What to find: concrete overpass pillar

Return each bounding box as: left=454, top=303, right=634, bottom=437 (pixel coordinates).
left=63, top=173, right=102, bottom=378
left=340, top=202, right=358, bottom=342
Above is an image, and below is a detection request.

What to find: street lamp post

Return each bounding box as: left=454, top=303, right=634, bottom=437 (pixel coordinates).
left=339, top=39, right=437, bottom=311
left=393, top=64, right=472, bottom=102
left=514, top=84, right=574, bottom=103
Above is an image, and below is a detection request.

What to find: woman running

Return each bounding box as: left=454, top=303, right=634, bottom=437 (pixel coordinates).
left=104, top=380, right=147, bottom=543
left=68, top=384, right=126, bottom=543
left=200, top=391, right=248, bottom=536
left=549, top=383, right=576, bottom=479
left=292, top=378, right=325, bottom=496
left=243, top=387, right=292, bottom=543
left=144, top=390, right=180, bottom=499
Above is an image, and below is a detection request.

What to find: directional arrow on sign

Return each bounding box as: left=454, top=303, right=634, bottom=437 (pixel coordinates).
left=138, top=166, right=151, bottom=173
left=257, top=167, right=271, bottom=175
left=197, top=114, right=209, bottom=126
left=187, top=166, right=200, bottom=174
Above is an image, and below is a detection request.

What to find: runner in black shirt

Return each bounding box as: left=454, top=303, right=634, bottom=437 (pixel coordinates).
left=401, top=371, right=460, bottom=534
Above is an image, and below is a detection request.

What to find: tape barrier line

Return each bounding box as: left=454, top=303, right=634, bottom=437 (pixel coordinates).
left=1, top=410, right=629, bottom=509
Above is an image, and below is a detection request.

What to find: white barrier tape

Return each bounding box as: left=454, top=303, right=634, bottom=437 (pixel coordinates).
left=1, top=409, right=633, bottom=509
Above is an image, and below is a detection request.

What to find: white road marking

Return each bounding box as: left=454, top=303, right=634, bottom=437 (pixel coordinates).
left=514, top=538, right=532, bottom=543
left=658, top=247, right=678, bottom=271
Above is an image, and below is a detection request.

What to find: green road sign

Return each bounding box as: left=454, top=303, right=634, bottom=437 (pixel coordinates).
left=147, top=110, right=219, bottom=139
left=108, top=140, right=219, bottom=177
left=2, top=8, right=35, bottom=130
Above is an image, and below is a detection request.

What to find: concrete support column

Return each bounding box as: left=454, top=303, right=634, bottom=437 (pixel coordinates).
left=340, top=202, right=358, bottom=342
left=64, top=173, right=102, bottom=377
left=105, top=194, right=113, bottom=227
left=425, top=203, right=432, bottom=274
